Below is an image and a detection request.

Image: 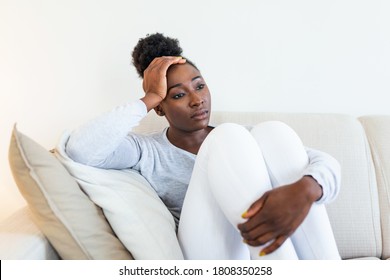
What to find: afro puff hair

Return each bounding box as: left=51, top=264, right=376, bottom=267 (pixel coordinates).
left=132, top=33, right=183, bottom=78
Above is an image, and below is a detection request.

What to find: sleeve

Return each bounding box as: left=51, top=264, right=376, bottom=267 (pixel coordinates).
left=65, top=99, right=148, bottom=169
left=303, top=147, right=341, bottom=204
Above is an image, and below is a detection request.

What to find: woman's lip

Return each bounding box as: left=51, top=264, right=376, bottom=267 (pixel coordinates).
left=191, top=109, right=208, bottom=119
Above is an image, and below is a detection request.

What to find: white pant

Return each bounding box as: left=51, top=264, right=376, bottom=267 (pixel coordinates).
left=177, top=122, right=340, bottom=260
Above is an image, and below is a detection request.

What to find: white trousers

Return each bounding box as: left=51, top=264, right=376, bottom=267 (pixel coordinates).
left=177, top=122, right=340, bottom=260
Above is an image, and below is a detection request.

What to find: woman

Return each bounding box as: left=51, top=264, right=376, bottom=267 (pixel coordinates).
left=66, top=33, right=341, bottom=260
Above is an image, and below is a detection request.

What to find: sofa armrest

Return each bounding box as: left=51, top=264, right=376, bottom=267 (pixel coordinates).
left=0, top=206, right=59, bottom=260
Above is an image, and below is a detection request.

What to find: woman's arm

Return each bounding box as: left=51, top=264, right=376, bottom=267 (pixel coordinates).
left=65, top=99, right=147, bottom=168
left=66, top=56, right=186, bottom=169
left=303, top=147, right=341, bottom=204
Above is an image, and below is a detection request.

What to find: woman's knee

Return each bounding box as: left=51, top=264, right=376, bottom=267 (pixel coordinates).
left=212, top=123, right=249, bottom=138
left=251, top=121, right=297, bottom=139
left=250, top=121, right=305, bottom=151
left=201, top=123, right=263, bottom=161
left=206, top=123, right=253, bottom=147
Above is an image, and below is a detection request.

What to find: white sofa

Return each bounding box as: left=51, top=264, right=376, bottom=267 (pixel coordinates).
left=1, top=111, right=389, bottom=260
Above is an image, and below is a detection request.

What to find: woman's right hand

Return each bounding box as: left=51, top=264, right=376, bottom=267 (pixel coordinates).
left=141, top=56, right=186, bottom=112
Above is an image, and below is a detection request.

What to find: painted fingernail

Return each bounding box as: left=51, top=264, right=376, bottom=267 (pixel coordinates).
left=241, top=211, right=247, bottom=218
left=259, top=251, right=266, bottom=256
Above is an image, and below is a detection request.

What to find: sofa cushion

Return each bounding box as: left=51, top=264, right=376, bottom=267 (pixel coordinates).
left=8, top=125, right=132, bottom=259
left=55, top=132, right=184, bottom=260
left=359, top=115, right=390, bottom=259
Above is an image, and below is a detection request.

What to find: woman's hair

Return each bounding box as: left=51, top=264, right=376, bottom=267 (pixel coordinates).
left=132, top=32, right=197, bottom=78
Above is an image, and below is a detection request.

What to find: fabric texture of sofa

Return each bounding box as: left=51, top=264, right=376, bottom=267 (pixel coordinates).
left=1, top=111, right=389, bottom=260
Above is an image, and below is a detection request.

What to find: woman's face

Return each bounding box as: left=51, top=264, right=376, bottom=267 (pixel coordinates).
left=159, top=63, right=211, bottom=132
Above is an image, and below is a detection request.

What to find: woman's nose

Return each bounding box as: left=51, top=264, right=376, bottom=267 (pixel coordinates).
left=189, top=92, right=204, bottom=107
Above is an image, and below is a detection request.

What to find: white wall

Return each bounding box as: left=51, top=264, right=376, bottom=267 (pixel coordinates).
left=1, top=0, right=389, bottom=221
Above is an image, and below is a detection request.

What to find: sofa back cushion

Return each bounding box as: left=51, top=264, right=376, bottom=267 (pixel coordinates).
left=360, top=116, right=390, bottom=259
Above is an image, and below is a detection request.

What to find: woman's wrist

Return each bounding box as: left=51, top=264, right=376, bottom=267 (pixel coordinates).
left=140, top=94, right=163, bottom=112
left=301, top=175, right=323, bottom=202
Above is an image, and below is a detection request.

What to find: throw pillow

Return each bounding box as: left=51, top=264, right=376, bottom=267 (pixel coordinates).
left=8, top=125, right=132, bottom=259
left=55, top=131, right=184, bottom=260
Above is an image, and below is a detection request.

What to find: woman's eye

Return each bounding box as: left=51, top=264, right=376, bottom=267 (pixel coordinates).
left=196, top=84, right=205, bottom=90
left=173, top=93, right=185, bottom=99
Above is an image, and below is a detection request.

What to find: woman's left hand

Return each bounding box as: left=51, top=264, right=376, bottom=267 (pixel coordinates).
left=237, top=176, right=322, bottom=256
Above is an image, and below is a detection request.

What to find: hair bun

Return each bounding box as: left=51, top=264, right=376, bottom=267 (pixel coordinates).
left=132, top=33, right=183, bottom=78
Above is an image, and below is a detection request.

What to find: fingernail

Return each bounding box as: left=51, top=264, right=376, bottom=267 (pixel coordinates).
left=259, top=251, right=266, bottom=256
left=241, top=211, right=247, bottom=218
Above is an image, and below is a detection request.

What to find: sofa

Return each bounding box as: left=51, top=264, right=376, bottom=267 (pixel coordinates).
left=1, top=111, right=389, bottom=260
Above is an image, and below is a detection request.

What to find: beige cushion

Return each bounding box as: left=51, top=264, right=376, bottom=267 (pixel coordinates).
left=359, top=116, right=390, bottom=259
left=8, top=125, right=132, bottom=260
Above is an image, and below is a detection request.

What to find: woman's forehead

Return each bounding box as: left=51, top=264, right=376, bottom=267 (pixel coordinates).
left=167, top=63, right=201, bottom=82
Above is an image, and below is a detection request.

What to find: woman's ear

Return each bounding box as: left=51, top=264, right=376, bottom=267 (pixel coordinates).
left=154, top=105, right=165, bottom=116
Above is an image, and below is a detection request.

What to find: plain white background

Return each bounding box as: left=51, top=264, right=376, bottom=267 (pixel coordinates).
left=0, top=0, right=389, bottom=221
